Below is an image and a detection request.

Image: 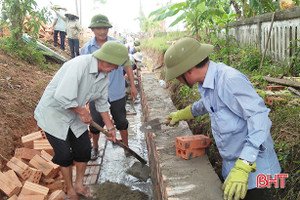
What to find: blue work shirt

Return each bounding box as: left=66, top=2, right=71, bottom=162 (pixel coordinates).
left=191, top=61, right=281, bottom=189
left=129, top=46, right=135, bottom=54
left=34, top=55, right=110, bottom=140
left=81, top=36, right=125, bottom=102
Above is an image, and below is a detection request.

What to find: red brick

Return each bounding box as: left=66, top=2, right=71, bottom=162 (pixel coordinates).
left=176, top=147, right=206, bottom=160
left=48, top=190, right=65, bottom=200
left=33, top=140, right=54, bottom=156
left=4, top=170, right=22, bottom=188
left=29, top=155, right=54, bottom=177
left=14, top=148, right=41, bottom=160
left=21, top=131, right=44, bottom=148
left=264, top=96, right=285, bottom=106
left=0, top=171, right=21, bottom=197
left=6, top=157, right=31, bottom=180
left=266, top=85, right=285, bottom=91
left=27, top=168, right=42, bottom=184
left=175, top=135, right=210, bottom=150
left=19, top=181, right=49, bottom=197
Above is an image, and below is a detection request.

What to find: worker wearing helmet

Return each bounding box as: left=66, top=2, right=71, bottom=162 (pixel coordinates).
left=35, top=41, right=131, bottom=200
left=165, top=37, right=281, bottom=200
left=81, top=14, right=138, bottom=160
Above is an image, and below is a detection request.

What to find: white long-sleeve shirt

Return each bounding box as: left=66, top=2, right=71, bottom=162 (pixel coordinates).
left=34, top=54, right=110, bottom=140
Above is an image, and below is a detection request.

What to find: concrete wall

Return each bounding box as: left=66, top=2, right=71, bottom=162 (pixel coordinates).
left=220, top=6, right=300, bottom=61
left=140, top=69, right=223, bottom=200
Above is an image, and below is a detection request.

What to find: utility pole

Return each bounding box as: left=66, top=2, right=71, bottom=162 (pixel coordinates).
left=74, top=0, right=82, bottom=25
left=79, top=0, right=82, bottom=25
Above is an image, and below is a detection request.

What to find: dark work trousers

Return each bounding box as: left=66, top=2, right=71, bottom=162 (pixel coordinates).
left=54, top=30, right=66, bottom=50
left=89, top=97, right=128, bottom=134
left=67, top=38, right=80, bottom=58
left=244, top=188, right=274, bottom=200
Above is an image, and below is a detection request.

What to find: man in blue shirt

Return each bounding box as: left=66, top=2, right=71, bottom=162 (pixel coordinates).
left=164, top=37, right=281, bottom=200
left=81, top=14, right=138, bottom=159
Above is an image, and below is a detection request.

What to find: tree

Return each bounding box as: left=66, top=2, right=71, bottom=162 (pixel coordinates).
left=149, top=0, right=224, bottom=40
left=1, top=0, right=48, bottom=46
left=230, top=0, right=277, bottom=18
left=138, top=14, right=161, bottom=38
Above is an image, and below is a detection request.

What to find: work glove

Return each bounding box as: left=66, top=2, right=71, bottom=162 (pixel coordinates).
left=167, top=105, right=194, bottom=126
left=222, top=159, right=256, bottom=200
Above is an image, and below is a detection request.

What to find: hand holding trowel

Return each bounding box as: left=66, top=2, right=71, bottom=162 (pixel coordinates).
left=140, top=105, right=194, bottom=132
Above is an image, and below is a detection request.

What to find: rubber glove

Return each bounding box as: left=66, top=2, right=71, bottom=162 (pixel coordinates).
left=167, top=105, right=194, bottom=126
left=222, top=159, right=256, bottom=200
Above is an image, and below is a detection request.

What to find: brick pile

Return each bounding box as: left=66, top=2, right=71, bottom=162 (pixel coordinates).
left=0, top=130, right=65, bottom=200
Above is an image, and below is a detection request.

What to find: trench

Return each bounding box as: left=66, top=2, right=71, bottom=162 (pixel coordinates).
left=87, top=52, right=223, bottom=200
left=90, top=85, right=154, bottom=199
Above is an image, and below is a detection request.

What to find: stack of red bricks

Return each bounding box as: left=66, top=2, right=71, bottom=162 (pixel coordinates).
left=264, top=85, right=286, bottom=106
left=0, top=130, right=65, bottom=200
left=175, top=135, right=211, bottom=160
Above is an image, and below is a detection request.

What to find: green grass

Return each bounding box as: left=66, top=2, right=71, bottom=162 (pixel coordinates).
left=141, top=31, right=188, bottom=52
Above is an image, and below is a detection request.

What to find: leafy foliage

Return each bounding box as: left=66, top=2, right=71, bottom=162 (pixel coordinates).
left=1, top=0, right=49, bottom=44
left=149, top=0, right=225, bottom=40
left=0, top=37, right=46, bottom=66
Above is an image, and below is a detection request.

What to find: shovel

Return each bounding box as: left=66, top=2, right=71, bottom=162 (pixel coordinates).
left=140, top=118, right=171, bottom=132
left=90, top=121, right=147, bottom=165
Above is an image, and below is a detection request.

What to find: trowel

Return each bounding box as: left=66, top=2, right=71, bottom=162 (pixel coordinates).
left=140, top=118, right=171, bottom=132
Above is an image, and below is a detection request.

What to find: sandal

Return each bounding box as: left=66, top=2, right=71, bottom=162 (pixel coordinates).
left=90, top=148, right=99, bottom=161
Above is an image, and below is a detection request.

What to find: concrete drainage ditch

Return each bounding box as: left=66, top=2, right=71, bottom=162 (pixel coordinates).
left=91, top=68, right=223, bottom=200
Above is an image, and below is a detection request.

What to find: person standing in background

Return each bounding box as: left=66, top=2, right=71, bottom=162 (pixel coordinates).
left=52, top=5, right=67, bottom=51
left=51, top=8, right=81, bottom=58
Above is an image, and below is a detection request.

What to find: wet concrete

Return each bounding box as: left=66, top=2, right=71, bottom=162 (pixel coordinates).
left=95, top=93, right=153, bottom=199
left=89, top=67, right=223, bottom=199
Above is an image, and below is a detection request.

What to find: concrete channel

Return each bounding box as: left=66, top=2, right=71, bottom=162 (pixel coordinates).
left=88, top=67, right=224, bottom=199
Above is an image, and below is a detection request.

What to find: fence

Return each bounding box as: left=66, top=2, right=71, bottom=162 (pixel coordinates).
left=221, top=6, right=300, bottom=61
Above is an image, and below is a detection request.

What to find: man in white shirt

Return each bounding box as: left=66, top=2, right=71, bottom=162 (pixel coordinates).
left=34, top=41, right=131, bottom=200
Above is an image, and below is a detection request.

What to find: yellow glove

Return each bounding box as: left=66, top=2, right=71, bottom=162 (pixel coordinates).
left=167, top=105, right=194, bottom=126
left=222, top=159, right=256, bottom=200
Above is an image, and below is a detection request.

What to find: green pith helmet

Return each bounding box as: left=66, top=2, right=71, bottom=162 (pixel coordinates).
left=164, top=37, right=214, bottom=81
left=93, top=41, right=131, bottom=66
left=88, top=14, right=112, bottom=28
left=53, top=5, right=62, bottom=10
left=135, top=46, right=141, bottom=52
left=134, top=40, right=140, bottom=46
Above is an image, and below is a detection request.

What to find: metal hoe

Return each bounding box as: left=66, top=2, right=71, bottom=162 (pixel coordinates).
left=90, top=120, right=147, bottom=165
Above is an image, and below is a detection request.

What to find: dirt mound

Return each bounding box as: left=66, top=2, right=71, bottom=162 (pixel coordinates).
left=0, top=50, right=54, bottom=170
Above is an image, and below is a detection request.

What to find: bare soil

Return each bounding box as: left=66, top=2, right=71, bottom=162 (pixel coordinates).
left=0, top=50, right=54, bottom=170
left=0, top=48, right=150, bottom=199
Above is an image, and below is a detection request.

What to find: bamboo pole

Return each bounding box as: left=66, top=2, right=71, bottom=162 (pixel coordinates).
left=259, top=12, right=275, bottom=74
